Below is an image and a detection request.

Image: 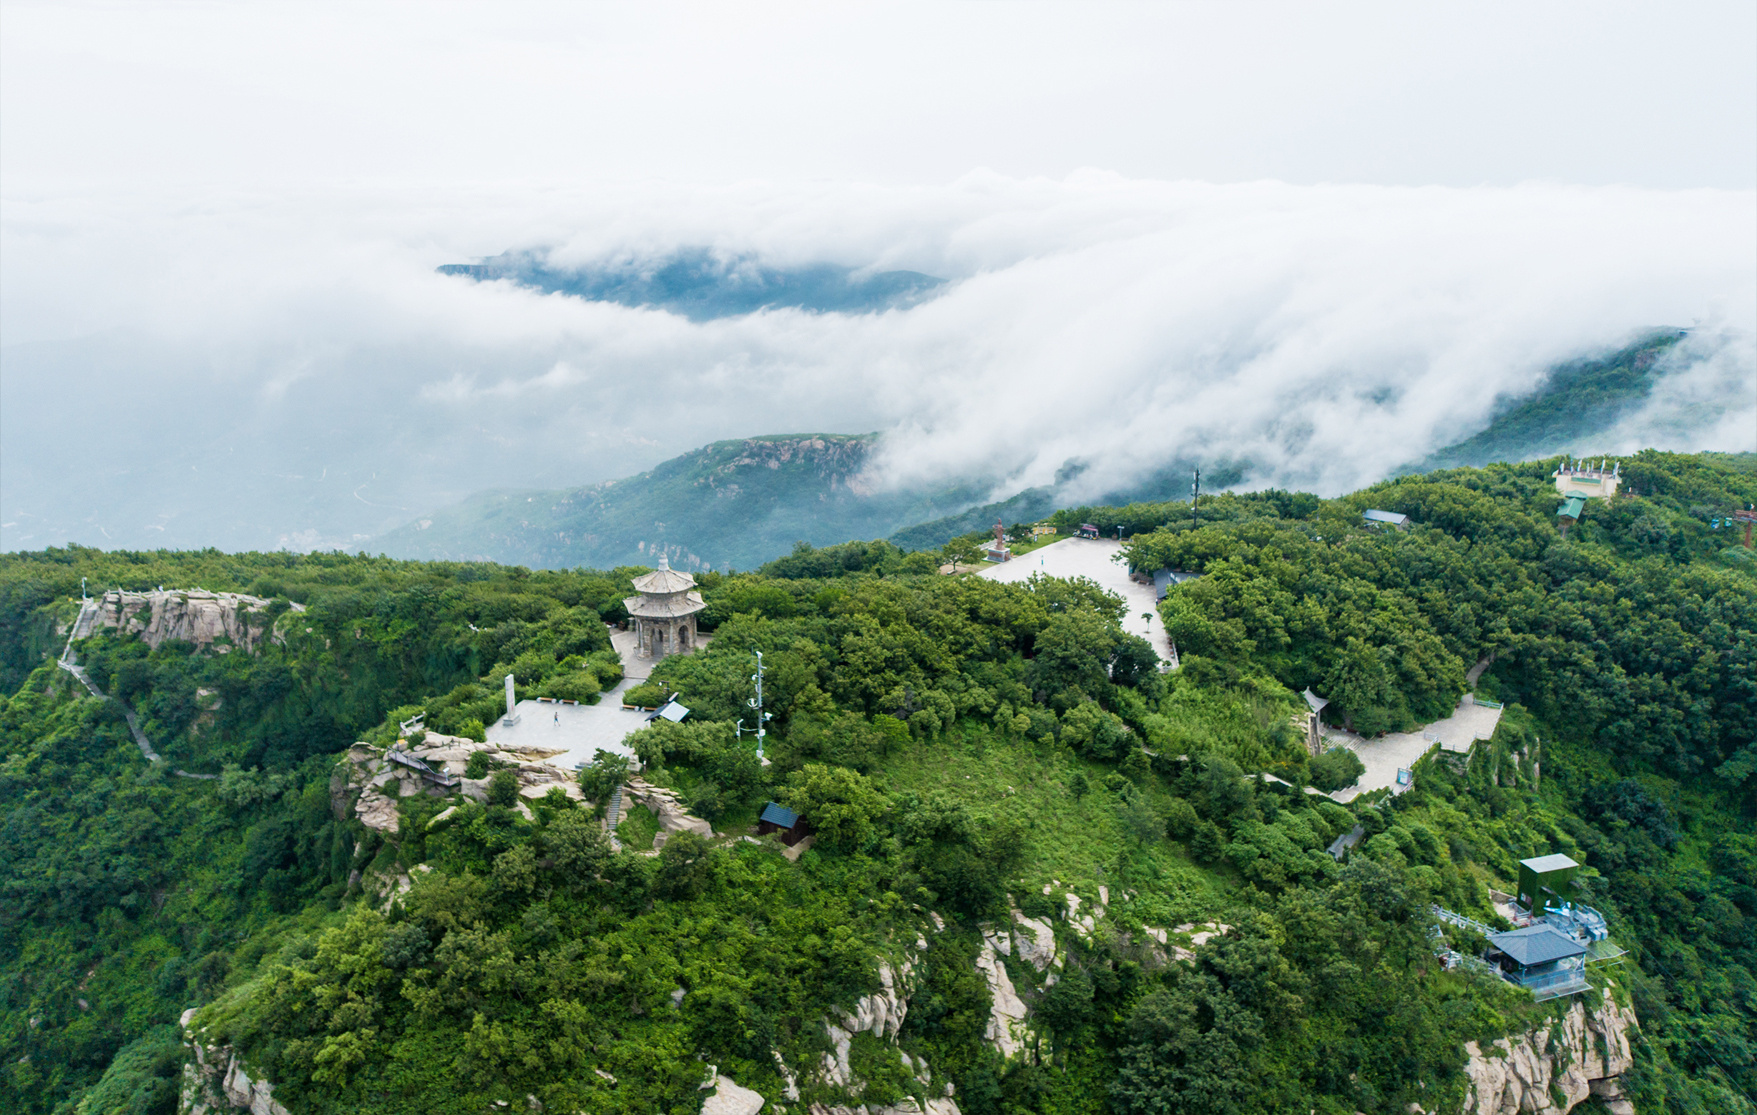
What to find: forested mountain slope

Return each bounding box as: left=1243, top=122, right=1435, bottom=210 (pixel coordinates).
left=1, top=450, right=1753, bottom=1115
left=372, top=434, right=996, bottom=573
left=375, top=332, right=1699, bottom=572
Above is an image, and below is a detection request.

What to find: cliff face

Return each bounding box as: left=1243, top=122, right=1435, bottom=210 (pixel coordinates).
left=86, top=589, right=301, bottom=652
left=1460, top=988, right=1639, bottom=1115
left=179, top=1009, right=290, bottom=1115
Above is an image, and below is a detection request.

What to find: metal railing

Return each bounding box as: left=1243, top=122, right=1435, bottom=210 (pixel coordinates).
left=1432, top=905, right=1497, bottom=938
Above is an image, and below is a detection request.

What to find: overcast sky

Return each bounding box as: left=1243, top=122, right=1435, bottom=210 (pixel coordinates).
left=5, top=0, right=1754, bottom=192
left=2, top=2, right=1754, bottom=554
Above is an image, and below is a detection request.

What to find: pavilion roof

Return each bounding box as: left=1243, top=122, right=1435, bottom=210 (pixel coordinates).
left=632, top=554, right=697, bottom=595
left=624, top=591, right=706, bottom=619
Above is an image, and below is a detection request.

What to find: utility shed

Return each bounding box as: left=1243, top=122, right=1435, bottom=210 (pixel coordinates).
left=756, top=801, right=812, bottom=846
left=1557, top=495, right=1587, bottom=537
left=1363, top=509, right=1409, bottom=529
left=1517, top=853, right=1579, bottom=916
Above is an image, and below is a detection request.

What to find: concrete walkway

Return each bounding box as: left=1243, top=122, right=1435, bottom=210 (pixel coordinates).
left=1323, top=698, right=1503, bottom=802
left=975, top=538, right=1173, bottom=664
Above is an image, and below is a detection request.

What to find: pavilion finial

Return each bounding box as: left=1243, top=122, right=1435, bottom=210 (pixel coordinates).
left=657, top=553, right=670, bottom=571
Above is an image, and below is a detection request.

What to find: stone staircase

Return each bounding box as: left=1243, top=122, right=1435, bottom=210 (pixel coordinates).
left=604, top=783, right=624, bottom=850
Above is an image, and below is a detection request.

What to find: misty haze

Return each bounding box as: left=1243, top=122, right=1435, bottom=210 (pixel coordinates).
left=3, top=5, right=1755, bottom=1115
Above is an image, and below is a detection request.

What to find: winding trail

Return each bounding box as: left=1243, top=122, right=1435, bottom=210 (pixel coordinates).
left=57, top=599, right=218, bottom=780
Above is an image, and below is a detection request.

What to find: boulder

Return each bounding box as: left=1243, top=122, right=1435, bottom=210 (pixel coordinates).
left=1010, top=909, right=1058, bottom=971
left=700, top=1075, right=765, bottom=1115
left=179, top=1021, right=291, bottom=1115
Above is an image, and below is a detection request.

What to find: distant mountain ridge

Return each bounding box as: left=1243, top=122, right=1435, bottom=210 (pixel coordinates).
left=437, top=247, right=945, bottom=321
left=375, top=329, right=1698, bottom=570
left=374, top=434, right=994, bottom=571
left=1403, top=329, right=1687, bottom=474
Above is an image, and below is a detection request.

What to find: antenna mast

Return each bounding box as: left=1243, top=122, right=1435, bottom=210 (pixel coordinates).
left=1192, top=468, right=1201, bottom=527
left=737, top=650, right=773, bottom=763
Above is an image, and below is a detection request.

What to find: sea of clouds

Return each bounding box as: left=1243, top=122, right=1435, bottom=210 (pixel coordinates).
left=1, top=173, right=1752, bottom=553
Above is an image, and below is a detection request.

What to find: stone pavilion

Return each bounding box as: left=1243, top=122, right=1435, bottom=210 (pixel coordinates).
left=624, top=555, right=707, bottom=660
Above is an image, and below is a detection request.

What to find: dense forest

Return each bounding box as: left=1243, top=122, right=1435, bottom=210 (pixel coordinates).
left=1, top=450, right=1752, bottom=1115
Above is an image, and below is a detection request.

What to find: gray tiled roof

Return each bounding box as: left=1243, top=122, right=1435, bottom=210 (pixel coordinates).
left=1488, top=925, right=1586, bottom=967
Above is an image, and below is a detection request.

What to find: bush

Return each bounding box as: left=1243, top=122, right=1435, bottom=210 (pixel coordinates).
left=1310, top=747, right=1367, bottom=792
left=538, top=670, right=601, bottom=703
left=578, top=750, right=630, bottom=805
left=624, top=682, right=668, bottom=708
left=487, top=769, right=521, bottom=808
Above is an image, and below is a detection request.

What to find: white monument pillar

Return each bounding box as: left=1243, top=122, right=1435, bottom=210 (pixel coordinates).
left=503, top=673, right=520, bottom=725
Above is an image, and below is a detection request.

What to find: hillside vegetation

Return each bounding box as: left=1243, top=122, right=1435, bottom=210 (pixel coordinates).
left=1, top=450, right=1753, bottom=1114
left=373, top=434, right=1000, bottom=573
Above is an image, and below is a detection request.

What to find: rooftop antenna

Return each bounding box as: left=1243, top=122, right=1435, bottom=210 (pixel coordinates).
left=737, top=649, right=772, bottom=764
left=1191, top=468, right=1201, bottom=528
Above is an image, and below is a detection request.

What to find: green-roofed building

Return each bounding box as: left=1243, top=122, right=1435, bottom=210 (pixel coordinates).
left=1517, top=853, right=1579, bottom=916
left=1556, top=495, right=1587, bottom=538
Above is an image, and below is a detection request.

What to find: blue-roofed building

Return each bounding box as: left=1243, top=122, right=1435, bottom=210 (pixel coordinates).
left=1363, top=509, right=1410, bottom=530
left=1486, top=924, right=1590, bottom=1001
left=757, top=801, right=811, bottom=845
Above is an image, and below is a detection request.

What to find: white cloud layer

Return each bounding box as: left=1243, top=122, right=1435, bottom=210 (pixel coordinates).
left=1, top=174, right=1753, bottom=552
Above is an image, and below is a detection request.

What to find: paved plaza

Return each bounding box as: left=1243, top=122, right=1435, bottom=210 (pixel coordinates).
left=1324, top=698, right=1504, bottom=802
left=486, top=627, right=709, bottom=771
left=976, top=538, right=1174, bottom=664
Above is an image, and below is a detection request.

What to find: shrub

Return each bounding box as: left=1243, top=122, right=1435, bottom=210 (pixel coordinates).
left=624, top=682, right=668, bottom=708
left=578, top=750, right=630, bottom=805
left=487, top=770, right=521, bottom=809
left=538, top=670, right=600, bottom=703
left=1310, top=747, right=1367, bottom=792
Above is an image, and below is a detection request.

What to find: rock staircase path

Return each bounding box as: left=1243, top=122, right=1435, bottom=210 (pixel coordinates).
left=56, top=598, right=217, bottom=780
left=604, top=783, right=624, bottom=851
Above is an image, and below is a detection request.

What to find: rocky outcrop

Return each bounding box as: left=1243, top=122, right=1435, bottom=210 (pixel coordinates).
left=179, top=1009, right=290, bottom=1115
left=702, top=1073, right=766, bottom=1115
left=1460, top=989, right=1638, bottom=1115
left=337, top=734, right=583, bottom=836
left=1007, top=908, right=1059, bottom=972
left=974, top=936, right=1029, bottom=1059
left=624, top=777, right=715, bottom=838
left=89, top=589, right=300, bottom=652
left=822, top=960, right=916, bottom=1088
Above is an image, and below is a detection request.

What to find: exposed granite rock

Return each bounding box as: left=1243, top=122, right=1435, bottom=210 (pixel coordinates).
left=1009, top=908, right=1058, bottom=972
left=974, top=937, right=1029, bottom=1058
left=1460, top=988, right=1638, bottom=1115
left=701, top=1074, right=766, bottom=1115
left=340, top=735, right=581, bottom=835
left=625, top=777, right=715, bottom=837
left=179, top=1009, right=290, bottom=1115
left=90, top=589, right=299, bottom=653
left=822, top=960, right=915, bottom=1087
